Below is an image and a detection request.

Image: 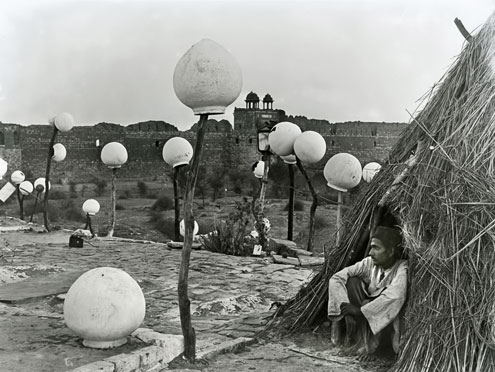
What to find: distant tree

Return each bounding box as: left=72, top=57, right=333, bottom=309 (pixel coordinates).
left=207, top=170, right=225, bottom=201
left=228, top=169, right=249, bottom=194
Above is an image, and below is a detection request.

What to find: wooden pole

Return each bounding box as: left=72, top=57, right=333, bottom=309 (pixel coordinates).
left=179, top=113, right=208, bottom=362
left=16, top=187, right=24, bottom=220
left=336, top=191, right=343, bottom=245
left=258, top=155, right=270, bottom=214
left=107, top=167, right=117, bottom=237
left=287, top=163, right=295, bottom=241
left=296, top=159, right=318, bottom=252
left=43, top=127, right=58, bottom=231
left=173, top=166, right=181, bottom=241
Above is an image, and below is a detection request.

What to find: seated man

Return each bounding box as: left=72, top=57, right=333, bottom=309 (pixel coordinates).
left=327, top=226, right=408, bottom=358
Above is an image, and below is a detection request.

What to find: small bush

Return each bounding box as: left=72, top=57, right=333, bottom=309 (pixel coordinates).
left=137, top=181, right=148, bottom=197
left=201, top=198, right=254, bottom=256
left=283, top=199, right=305, bottom=212
left=115, top=203, right=126, bottom=210
left=49, top=190, right=67, bottom=200
left=149, top=211, right=175, bottom=238
left=151, top=195, right=174, bottom=212
left=314, top=215, right=330, bottom=229
left=92, top=178, right=107, bottom=197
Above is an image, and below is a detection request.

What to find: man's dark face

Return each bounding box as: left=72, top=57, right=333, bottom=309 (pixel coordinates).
left=369, top=238, right=396, bottom=269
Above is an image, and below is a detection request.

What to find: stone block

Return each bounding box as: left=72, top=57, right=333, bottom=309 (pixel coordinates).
left=298, top=256, right=325, bottom=266
left=70, top=360, right=115, bottom=372
left=271, top=254, right=300, bottom=266
left=197, top=337, right=255, bottom=360
left=105, top=352, right=140, bottom=372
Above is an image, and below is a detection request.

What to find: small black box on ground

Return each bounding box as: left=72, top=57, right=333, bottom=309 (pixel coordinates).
left=69, top=235, right=84, bottom=248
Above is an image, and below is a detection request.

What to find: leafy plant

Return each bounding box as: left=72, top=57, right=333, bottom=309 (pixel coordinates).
left=151, top=195, right=174, bottom=211
left=137, top=181, right=148, bottom=197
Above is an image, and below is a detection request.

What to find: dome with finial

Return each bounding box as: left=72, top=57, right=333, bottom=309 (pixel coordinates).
left=245, top=91, right=260, bottom=102
left=263, top=94, right=273, bottom=103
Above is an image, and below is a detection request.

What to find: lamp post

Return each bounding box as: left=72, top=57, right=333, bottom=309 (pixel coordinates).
left=82, top=199, right=100, bottom=237
left=100, top=142, right=128, bottom=238
left=362, top=162, right=382, bottom=183
left=31, top=177, right=51, bottom=223
left=293, top=131, right=327, bottom=252
left=173, top=38, right=242, bottom=361
left=162, top=137, right=193, bottom=241
left=44, top=113, right=73, bottom=231
left=323, top=153, right=362, bottom=244
left=11, top=171, right=25, bottom=220
left=256, top=122, right=275, bottom=214
left=280, top=154, right=297, bottom=241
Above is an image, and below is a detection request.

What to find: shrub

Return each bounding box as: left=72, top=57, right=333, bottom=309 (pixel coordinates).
left=115, top=203, right=126, bottom=210
left=201, top=198, right=254, bottom=256
left=283, top=199, right=305, bottom=212
left=69, top=181, right=78, bottom=198
left=314, top=215, right=330, bottom=229
left=151, top=195, right=174, bottom=212
left=49, top=190, right=67, bottom=200
left=92, top=178, right=107, bottom=197
left=118, top=190, right=132, bottom=200
left=149, top=211, right=175, bottom=238
left=137, top=181, right=148, bottom=197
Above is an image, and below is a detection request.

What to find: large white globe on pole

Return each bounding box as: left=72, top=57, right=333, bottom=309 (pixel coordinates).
left=101, top=142, right=128, bottom=168
left=19, top=181, right=34, bottom=196
left=52, top=143, right=67, bottom=162
left=0, top=158, right=7, bottom=179
left=294, top=131, right=327, bottom=164
left=53, top=112, right=74, bottom=132
left=34, top=177, right=51, bottom=193
left=64, top=267, right=146, bottom=349
left=180, top=219, right=199, bottom=237
left=11, top=170, right=25, bottom=185
left=82, top=199, right=100, bottom=216
left=173, top=38, right=243, bottom=115
left=362, top=162, right=382, bottom=183
left=162, top=137, right=193, bottom=168
left=268, top=122, right=302, bottom=156
left=323, top=153, right=362, bottom=192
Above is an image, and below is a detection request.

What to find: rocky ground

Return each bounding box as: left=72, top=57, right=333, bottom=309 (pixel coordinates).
left=0, top=196, right=392, bottom=372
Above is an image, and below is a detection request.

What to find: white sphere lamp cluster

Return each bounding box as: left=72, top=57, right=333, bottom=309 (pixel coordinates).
left=162, top=137, right=193, bottom=168
left=101, top=142, right=128, bottom=168
left=324, top=153, right=362, bottom=192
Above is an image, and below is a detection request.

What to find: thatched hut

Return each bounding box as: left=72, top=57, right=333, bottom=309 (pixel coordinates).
left=271, top=14, right=495, bottom=372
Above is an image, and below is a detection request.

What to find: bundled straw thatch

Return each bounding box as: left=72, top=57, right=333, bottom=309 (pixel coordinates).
left=271, top=14, right=495, bottom=372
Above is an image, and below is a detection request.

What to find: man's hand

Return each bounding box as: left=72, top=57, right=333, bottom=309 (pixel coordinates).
left=340, top=302, right=363, bottom=317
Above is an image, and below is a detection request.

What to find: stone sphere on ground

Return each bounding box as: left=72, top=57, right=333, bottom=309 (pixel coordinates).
left=63, top=267, right=146, bottom=349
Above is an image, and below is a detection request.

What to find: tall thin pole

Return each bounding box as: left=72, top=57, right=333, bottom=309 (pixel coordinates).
left=107, top=168, right=117, bottom=237
left=179, top=113, right=208, bottom=362
left=258, top=155, right=270, bottom=214
left=16, top=187, right=24, bottom=220
left=296, top=159, right=318, bottom=252
left=173, top=166, right=181, bottom=241
left=287, top=163, right=295, bottom=241
left=43, top=127, right=58, bottom=231
left=336, top=191, right=343, bottom=245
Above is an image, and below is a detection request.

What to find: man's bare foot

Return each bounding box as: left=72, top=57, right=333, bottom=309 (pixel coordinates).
left=357, top=347, right=378, bottom=363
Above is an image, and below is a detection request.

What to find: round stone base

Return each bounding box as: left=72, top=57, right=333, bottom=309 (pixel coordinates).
left=82, top=337, right=127, bottom=349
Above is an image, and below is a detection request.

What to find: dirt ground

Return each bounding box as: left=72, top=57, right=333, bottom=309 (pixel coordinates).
left=0, top=190, right=389, bottom=372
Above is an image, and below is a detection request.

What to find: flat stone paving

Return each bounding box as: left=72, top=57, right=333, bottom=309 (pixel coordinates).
left=0, top=228, right=316, bottom=371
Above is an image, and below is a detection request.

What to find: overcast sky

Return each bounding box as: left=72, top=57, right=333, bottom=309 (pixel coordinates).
left=0, top=0, right=494, bottom=130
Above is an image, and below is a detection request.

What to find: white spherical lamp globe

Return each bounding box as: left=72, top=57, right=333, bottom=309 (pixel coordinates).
left=280, top=154, right=297, bottom=165
left=173, top=38, right=243, bottom=115
left=82, top=199, right=100, bottom=215
left=19, top=181, right=34, bottom=196
left=323, top=153, right=362, bottom=192
left=253, top=161, right=265, bottom=179
left=162, top=137, right=193, bottom=168
left=268, top=122, right=302, bottom=156
left=53, top=112, right=74, bottom=132
left=52, top=143, right=67, bottom=162
left=101, top=142, right=128, bottom=168
left=64, top=267, right=146, bottom=348
left=0, top=158, right=7, bottom=179
left=34, top=177, right=51, bottom=193
left=294, top=131, right=327, bottom=164
left=180, top=219, right=199, bottom=237
left=362, top=162, right=382, bottom=183
left=11, top=170, right=25, bottom=185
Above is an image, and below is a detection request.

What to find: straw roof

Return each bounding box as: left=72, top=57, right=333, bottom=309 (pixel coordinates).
left=270, top=13, right=495, bottom=372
